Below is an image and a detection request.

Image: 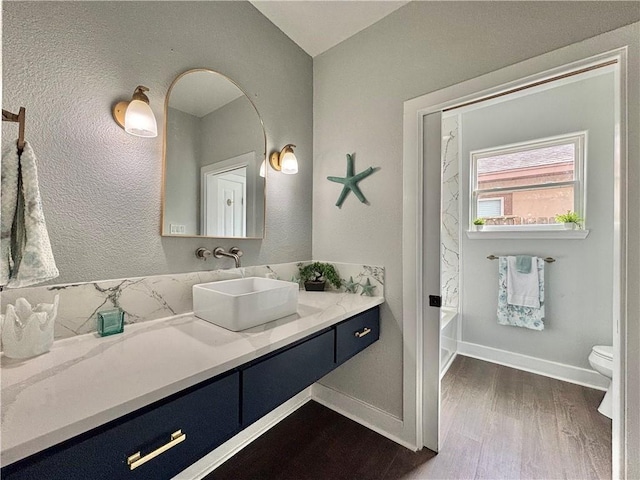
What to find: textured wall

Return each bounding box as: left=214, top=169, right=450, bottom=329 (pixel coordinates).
left=313, top=1, right=640, bottom=418
left=1, top=1, right=313, bottom=284
left=461, top=72, right=614, bottom=369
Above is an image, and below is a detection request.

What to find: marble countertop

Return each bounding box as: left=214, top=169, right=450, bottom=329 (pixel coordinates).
left=1, top=291, right=383, bottom=466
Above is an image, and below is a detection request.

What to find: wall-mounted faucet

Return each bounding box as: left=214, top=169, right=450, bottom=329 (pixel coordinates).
left=196, top=247, right=244, bottom=268
left=214, top=247, right=244, bottom=268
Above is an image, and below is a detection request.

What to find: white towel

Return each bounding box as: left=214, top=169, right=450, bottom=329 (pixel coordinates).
left=497, top=257, right=545, bottom=330
left=506, top=256, right=540, bottom=308
left=1, top=140, right=59, bottom=288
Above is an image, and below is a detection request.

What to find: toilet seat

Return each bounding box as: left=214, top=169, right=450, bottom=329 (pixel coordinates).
left=592, top=345, right=613, bottom=360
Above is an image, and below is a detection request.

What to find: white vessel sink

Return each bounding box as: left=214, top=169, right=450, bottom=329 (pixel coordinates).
left=193, top=277, right=299, bottom=331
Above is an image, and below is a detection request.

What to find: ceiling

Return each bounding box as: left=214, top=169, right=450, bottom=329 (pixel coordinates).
left=250, top=1, right=410, bottom=57
left=169, top=71, right=244, bottom=117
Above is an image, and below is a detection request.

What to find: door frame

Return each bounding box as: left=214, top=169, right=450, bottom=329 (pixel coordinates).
left=403, top=45, right=630, bottom=476
left=200, top=152, right=253, bottom=236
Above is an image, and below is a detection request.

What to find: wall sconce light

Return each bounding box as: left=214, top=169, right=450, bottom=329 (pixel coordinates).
left=259, top=159, right=267, bottom=178
left=269, top=144, right=298, bottom=175
left=112, top=85, right=158, bottom=138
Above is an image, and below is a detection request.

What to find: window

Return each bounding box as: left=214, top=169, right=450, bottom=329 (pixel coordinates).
left=471, top=133, right=585, bottom=229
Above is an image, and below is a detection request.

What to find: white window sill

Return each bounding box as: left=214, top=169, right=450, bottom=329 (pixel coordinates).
left=466, top=228, right=589, bottom=240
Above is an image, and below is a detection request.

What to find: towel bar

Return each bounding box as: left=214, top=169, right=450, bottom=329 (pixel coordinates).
left=487, top=255, right=555, bottom=263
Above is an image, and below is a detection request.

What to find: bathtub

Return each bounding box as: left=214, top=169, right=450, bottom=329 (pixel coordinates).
left=441, top=306, right=458, bottom=330
left=441, top=306, right=458, bottom=377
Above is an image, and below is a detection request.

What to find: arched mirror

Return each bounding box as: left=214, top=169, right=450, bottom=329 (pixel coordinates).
left=162, top=69, right=266, bottom=238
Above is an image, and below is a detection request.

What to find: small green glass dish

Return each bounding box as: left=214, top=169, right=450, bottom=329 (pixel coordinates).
left=97, top=308, right=124, bottom=337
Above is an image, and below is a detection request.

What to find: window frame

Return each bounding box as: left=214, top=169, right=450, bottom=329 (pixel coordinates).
left=469, top=131, right=587, bottom=232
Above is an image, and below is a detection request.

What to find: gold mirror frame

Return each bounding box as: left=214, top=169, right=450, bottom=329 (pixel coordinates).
left=161, top=68, right=267, bottom=239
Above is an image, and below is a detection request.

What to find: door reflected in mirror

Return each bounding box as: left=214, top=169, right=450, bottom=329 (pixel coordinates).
left=163, top=69, right=266, bottom=238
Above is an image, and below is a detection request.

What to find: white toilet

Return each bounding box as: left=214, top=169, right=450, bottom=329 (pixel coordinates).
left=588, top=345, right=613, bottom=419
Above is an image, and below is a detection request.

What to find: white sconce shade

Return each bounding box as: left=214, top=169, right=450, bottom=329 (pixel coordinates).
left=269, top=144, right=298, bottom=175
left=280, top=151, right=298, bottom=175
left=112, top=85, right=157, bottom=138
left=124, top=99, right=157, bottom=137
left=259, top=159, right=266, bottom=178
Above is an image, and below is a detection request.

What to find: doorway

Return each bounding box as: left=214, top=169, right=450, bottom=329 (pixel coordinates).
left=403, top=48, right=628, bottom=477
left=201, top=152, right=253, bottom=237
left=202, top=167, right=247, bottom=237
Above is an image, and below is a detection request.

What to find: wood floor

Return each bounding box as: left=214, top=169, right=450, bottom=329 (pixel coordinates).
left=206, top=356, right=611, bottom=480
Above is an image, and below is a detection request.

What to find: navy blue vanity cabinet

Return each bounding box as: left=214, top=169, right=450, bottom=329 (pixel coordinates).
left=1, top=372, right=240, bottom=480
left=2, top=305, right=381, bottom=480
left=242, top=329, right=335, bottom=426
left=335, top=306, right=380, bottom=365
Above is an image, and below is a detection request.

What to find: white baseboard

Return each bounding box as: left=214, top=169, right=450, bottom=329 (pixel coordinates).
left=311, top=382, right=414, bottom=451
left=457, top=341, right=609, bottom=391
left=177, top=381, right=414, bottom=479
left=177, top=343, right=606, bottom=480
left=177, top=388, right=312, bottom=480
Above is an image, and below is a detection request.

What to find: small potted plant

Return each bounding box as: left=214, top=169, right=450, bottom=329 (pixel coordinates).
left=297, top=262, right=342, bottom=292
left=555, top=211, right=583, bottom=229
left=473, top=218, right=486, bottom=231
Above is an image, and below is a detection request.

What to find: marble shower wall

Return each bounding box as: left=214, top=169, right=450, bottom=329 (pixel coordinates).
left=0, top=262, right=384, bottom=341
left=441, top=115, right=460, bottom=308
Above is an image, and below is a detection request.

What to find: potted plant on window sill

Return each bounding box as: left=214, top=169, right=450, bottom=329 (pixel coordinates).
left=473, top=218, right=486, bottom=231
left=555, top=211, right=583, bottom=230
left=297, top=262, right=342, bottom=292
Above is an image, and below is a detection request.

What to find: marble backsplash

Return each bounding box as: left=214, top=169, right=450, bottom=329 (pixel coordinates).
left=1, top=262, right=384, bottom=340
left=441, top=114, right=460, bottom=309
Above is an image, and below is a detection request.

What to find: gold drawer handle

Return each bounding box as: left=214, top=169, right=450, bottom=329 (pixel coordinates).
left=354, top=327, right=371, bottom=338
left=127, top=430, right=186, bottom=471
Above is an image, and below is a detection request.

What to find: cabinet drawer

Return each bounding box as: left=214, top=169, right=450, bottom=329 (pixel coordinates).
left=242, top=330, right=335, bottom=426
left=2, top=372, right=240, bottom=480
left=335, top=306, right=380, bottom=365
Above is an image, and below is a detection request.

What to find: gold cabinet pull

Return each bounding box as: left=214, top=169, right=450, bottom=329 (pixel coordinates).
left=127, top=430, right=186, bottom=470
left=354, top=327, right=371, bottom=338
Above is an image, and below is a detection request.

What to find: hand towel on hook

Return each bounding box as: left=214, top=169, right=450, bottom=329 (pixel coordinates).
left=1, top=140, right=59, bottom=288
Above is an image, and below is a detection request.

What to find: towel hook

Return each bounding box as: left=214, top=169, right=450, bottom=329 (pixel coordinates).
left=2, top=107, right=26, bottom=154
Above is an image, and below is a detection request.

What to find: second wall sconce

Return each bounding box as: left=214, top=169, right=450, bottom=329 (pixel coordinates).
left=112, top=85, right=158, bottom=138
left=269, top=144, right=298, bottom=175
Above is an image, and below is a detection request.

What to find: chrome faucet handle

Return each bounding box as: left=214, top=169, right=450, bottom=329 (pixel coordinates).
left=195, top=248, right=213, bottom=260
left=229, top=247, right=243, bottom=257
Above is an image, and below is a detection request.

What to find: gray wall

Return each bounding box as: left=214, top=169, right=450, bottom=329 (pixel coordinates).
left=313, top=1, right=640, bottom=419
left=1, top=1, right=313, bottom=284
left=461, top=72, right=614, bottom=369
left=199, top=96, right=264, bottom=166
left=164, top=107, right=200, bottom=235
left=199, top=97, right=265, bottom=237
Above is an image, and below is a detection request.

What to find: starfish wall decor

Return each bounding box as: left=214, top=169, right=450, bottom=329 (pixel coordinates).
left=327, top=153, right=378, bottom=207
